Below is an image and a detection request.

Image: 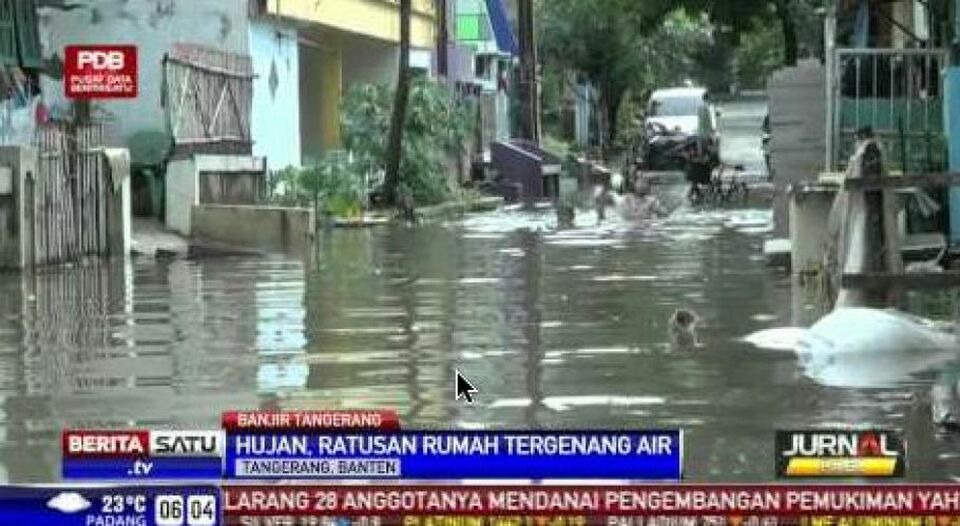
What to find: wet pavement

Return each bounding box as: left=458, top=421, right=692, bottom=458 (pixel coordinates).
left=0, top=98, right=958, bottom=483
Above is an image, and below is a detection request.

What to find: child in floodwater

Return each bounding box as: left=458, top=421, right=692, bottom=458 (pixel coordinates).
left=595, top=180, right=615, bottom=225
left=628, top=175, right=667, bottom=219
left=610, top=174, right=667, bottom=221
left=556, top=203, right=576, bottom=229
left=668, top=309, right=701, bottom=349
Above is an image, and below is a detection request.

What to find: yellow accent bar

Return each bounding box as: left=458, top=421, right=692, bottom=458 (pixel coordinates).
left=268, top=0, right=436, bottom=48
left=785, top=457, right=899, bottom=477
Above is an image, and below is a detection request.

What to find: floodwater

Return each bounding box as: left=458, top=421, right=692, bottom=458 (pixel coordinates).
left=0, top=98, right=958, bottom=483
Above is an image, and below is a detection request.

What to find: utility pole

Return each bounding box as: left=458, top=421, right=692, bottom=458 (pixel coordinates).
left=949, top=0, right=960, bottom=247
left=436, top=0, right=448, bottom=77
left=517, top=0, right=540, bottom=144
left=385, top=0, right=412, bottom=207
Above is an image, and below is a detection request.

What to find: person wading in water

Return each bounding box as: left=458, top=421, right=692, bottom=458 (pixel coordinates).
left=681, top=137, right=717, bottom=203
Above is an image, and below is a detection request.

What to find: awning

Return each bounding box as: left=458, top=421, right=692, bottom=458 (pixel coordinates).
left=484, top=0, right=517, bottom=56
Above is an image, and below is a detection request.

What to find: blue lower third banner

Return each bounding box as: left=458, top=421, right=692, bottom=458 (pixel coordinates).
left=0, top=485, right=220, bottom=526
left=225, top=430, right=683, bottom=480
left=63, top=457, right=223, bottom=480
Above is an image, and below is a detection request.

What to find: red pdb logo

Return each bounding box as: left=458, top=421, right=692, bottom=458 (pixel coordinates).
left=64, top=45, right=138, bottom=99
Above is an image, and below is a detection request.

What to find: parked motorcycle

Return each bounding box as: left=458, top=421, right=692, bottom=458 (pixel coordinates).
left=638, top=122, right=691, bottom=170
left=762, top=114, right=772, bottom=180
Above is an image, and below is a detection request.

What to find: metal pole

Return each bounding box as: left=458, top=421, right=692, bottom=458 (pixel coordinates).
left=436, top=0, right=448, bottom=77
left=825, top=7, right=837, bottom=170
left=517, top=0, right=540, bottom=144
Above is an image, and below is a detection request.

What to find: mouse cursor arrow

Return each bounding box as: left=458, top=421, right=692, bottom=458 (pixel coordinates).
left=455, top=369, right=478, bottom=404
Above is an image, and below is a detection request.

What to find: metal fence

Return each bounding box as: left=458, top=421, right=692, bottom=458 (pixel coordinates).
left=828, top=47, right=949, bottom=172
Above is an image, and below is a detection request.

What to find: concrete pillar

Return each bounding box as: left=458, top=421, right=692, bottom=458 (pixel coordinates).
left=0, top=146, right=37, bottom=269
left=947, top=67, right=960, bottom=245
left=320, top=47, right=343, bottom=152
left=110, top=171, right=132, bottom=259
left=789, top=185, right=835, bottom=275
left=575, top=83, right=591, bottom=149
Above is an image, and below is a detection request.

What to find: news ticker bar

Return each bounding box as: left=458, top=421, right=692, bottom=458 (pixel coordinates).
left=59, top=413, right=907, bottom=481
left=62, top=429, right=683, bottom=480
left=5, top=485, right=960, bottom=525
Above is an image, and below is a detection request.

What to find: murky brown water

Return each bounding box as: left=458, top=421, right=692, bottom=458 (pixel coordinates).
left=1, top=98, right=958, bottom=483
left=0, top=194, right=958, bottom=483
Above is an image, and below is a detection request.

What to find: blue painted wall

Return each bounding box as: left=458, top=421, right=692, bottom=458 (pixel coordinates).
left=250, top=20, right=301, bottom=171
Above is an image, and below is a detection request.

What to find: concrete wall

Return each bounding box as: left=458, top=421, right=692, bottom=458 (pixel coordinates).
left=191, top=204, right=314, bottom=253
left=298, top=44, right=339, bottom=163
left=297, top=28, right=414, bottom=164
left=768, top=59, right=828, bottom=237
left=38, top=0, right=250, bottom=149
left=166, top=155, right=266, bottom=235
left=250, top=20, right=301, bottom=172
left=0, top=168, right=16, bottom=268
left=341, top=34, right=400, bottom=88
left=789, top=186, right=836, bottom=275
left=165, top=157, right=198, bottom=236
left=0, top=148, right=36, bottom=269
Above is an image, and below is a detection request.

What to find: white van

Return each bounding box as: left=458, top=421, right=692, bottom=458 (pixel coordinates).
left=642, top=87, right=720, bottom=168
left=647, top=87, right=718, bottom=137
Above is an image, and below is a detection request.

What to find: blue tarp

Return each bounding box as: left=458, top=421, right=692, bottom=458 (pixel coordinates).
left=484, top=0, right=518, bottom=56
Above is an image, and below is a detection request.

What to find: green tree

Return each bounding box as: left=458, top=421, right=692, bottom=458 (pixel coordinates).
left=539, top=1, right=711, bottom=152
left=342, top=80, right=475, bottom=205
left=734, top=18, right=786, bottom=89
left=678, top=0, right=826, bottom=68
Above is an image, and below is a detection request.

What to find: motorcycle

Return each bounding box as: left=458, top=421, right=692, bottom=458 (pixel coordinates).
left=638, top=121, right=691, bottom=171
left=762, top=114, right=772, bottom=180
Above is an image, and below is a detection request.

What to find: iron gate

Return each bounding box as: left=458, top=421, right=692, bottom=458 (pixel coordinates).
left=829, top=47, right=949, bottom=172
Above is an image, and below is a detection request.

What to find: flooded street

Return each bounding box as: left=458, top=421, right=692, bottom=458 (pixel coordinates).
left=1, top=100, right=958, bottom=483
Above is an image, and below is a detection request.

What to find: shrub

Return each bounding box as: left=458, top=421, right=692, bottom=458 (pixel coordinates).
left=266, top=152, right=366, bottom=219
left=341, top=79, right=475, bottom=206
left=265, top=79, right=475, bottom=216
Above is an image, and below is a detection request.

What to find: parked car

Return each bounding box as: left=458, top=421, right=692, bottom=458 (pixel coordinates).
left=640, top=87, right=720, bottom=170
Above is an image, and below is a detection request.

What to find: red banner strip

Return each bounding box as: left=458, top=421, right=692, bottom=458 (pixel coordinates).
left=223, top=486, right=960, bottom=517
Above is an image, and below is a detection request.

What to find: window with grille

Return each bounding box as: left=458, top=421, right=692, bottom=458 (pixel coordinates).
left=0, top=0, right=40, bottom=69
left=455, top=0, right=490, bottom=42
left=15, top=0, right=39, bottom=67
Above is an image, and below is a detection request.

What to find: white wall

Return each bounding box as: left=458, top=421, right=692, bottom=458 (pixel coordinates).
left=165, top=157, right=198, bottom=235
left=38, top=0, right=250, bottom=149
left=165, top=155, right=267, bottom=234
left=250, top=20, right=301, bottom=171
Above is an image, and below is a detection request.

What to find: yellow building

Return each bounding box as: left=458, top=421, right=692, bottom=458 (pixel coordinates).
left=260, top=0, right=437, bottom=163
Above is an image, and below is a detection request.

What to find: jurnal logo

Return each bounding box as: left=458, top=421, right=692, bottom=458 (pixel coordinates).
left=776, top=430, right=905, bottom=478
left=64, top=45, right=138, bottom=99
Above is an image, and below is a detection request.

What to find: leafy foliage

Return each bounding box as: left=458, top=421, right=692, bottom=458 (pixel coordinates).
left=342, top=79, right=475, bottom=205
left=267, top=80, right=475, bottom=216
left=539, top=3, right=712, bottom=149
left=266, top=153, right=366, bottom=219
left=676, top=0, right=827, bottom=66
left=734, top=19, right=786, bottom=89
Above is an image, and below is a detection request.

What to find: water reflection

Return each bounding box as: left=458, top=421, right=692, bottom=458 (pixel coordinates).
left=0, top=194, right=957, bottom=482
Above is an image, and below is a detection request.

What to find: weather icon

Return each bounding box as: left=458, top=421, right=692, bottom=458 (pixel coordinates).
left=46, top=492, right=91, bottom=514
